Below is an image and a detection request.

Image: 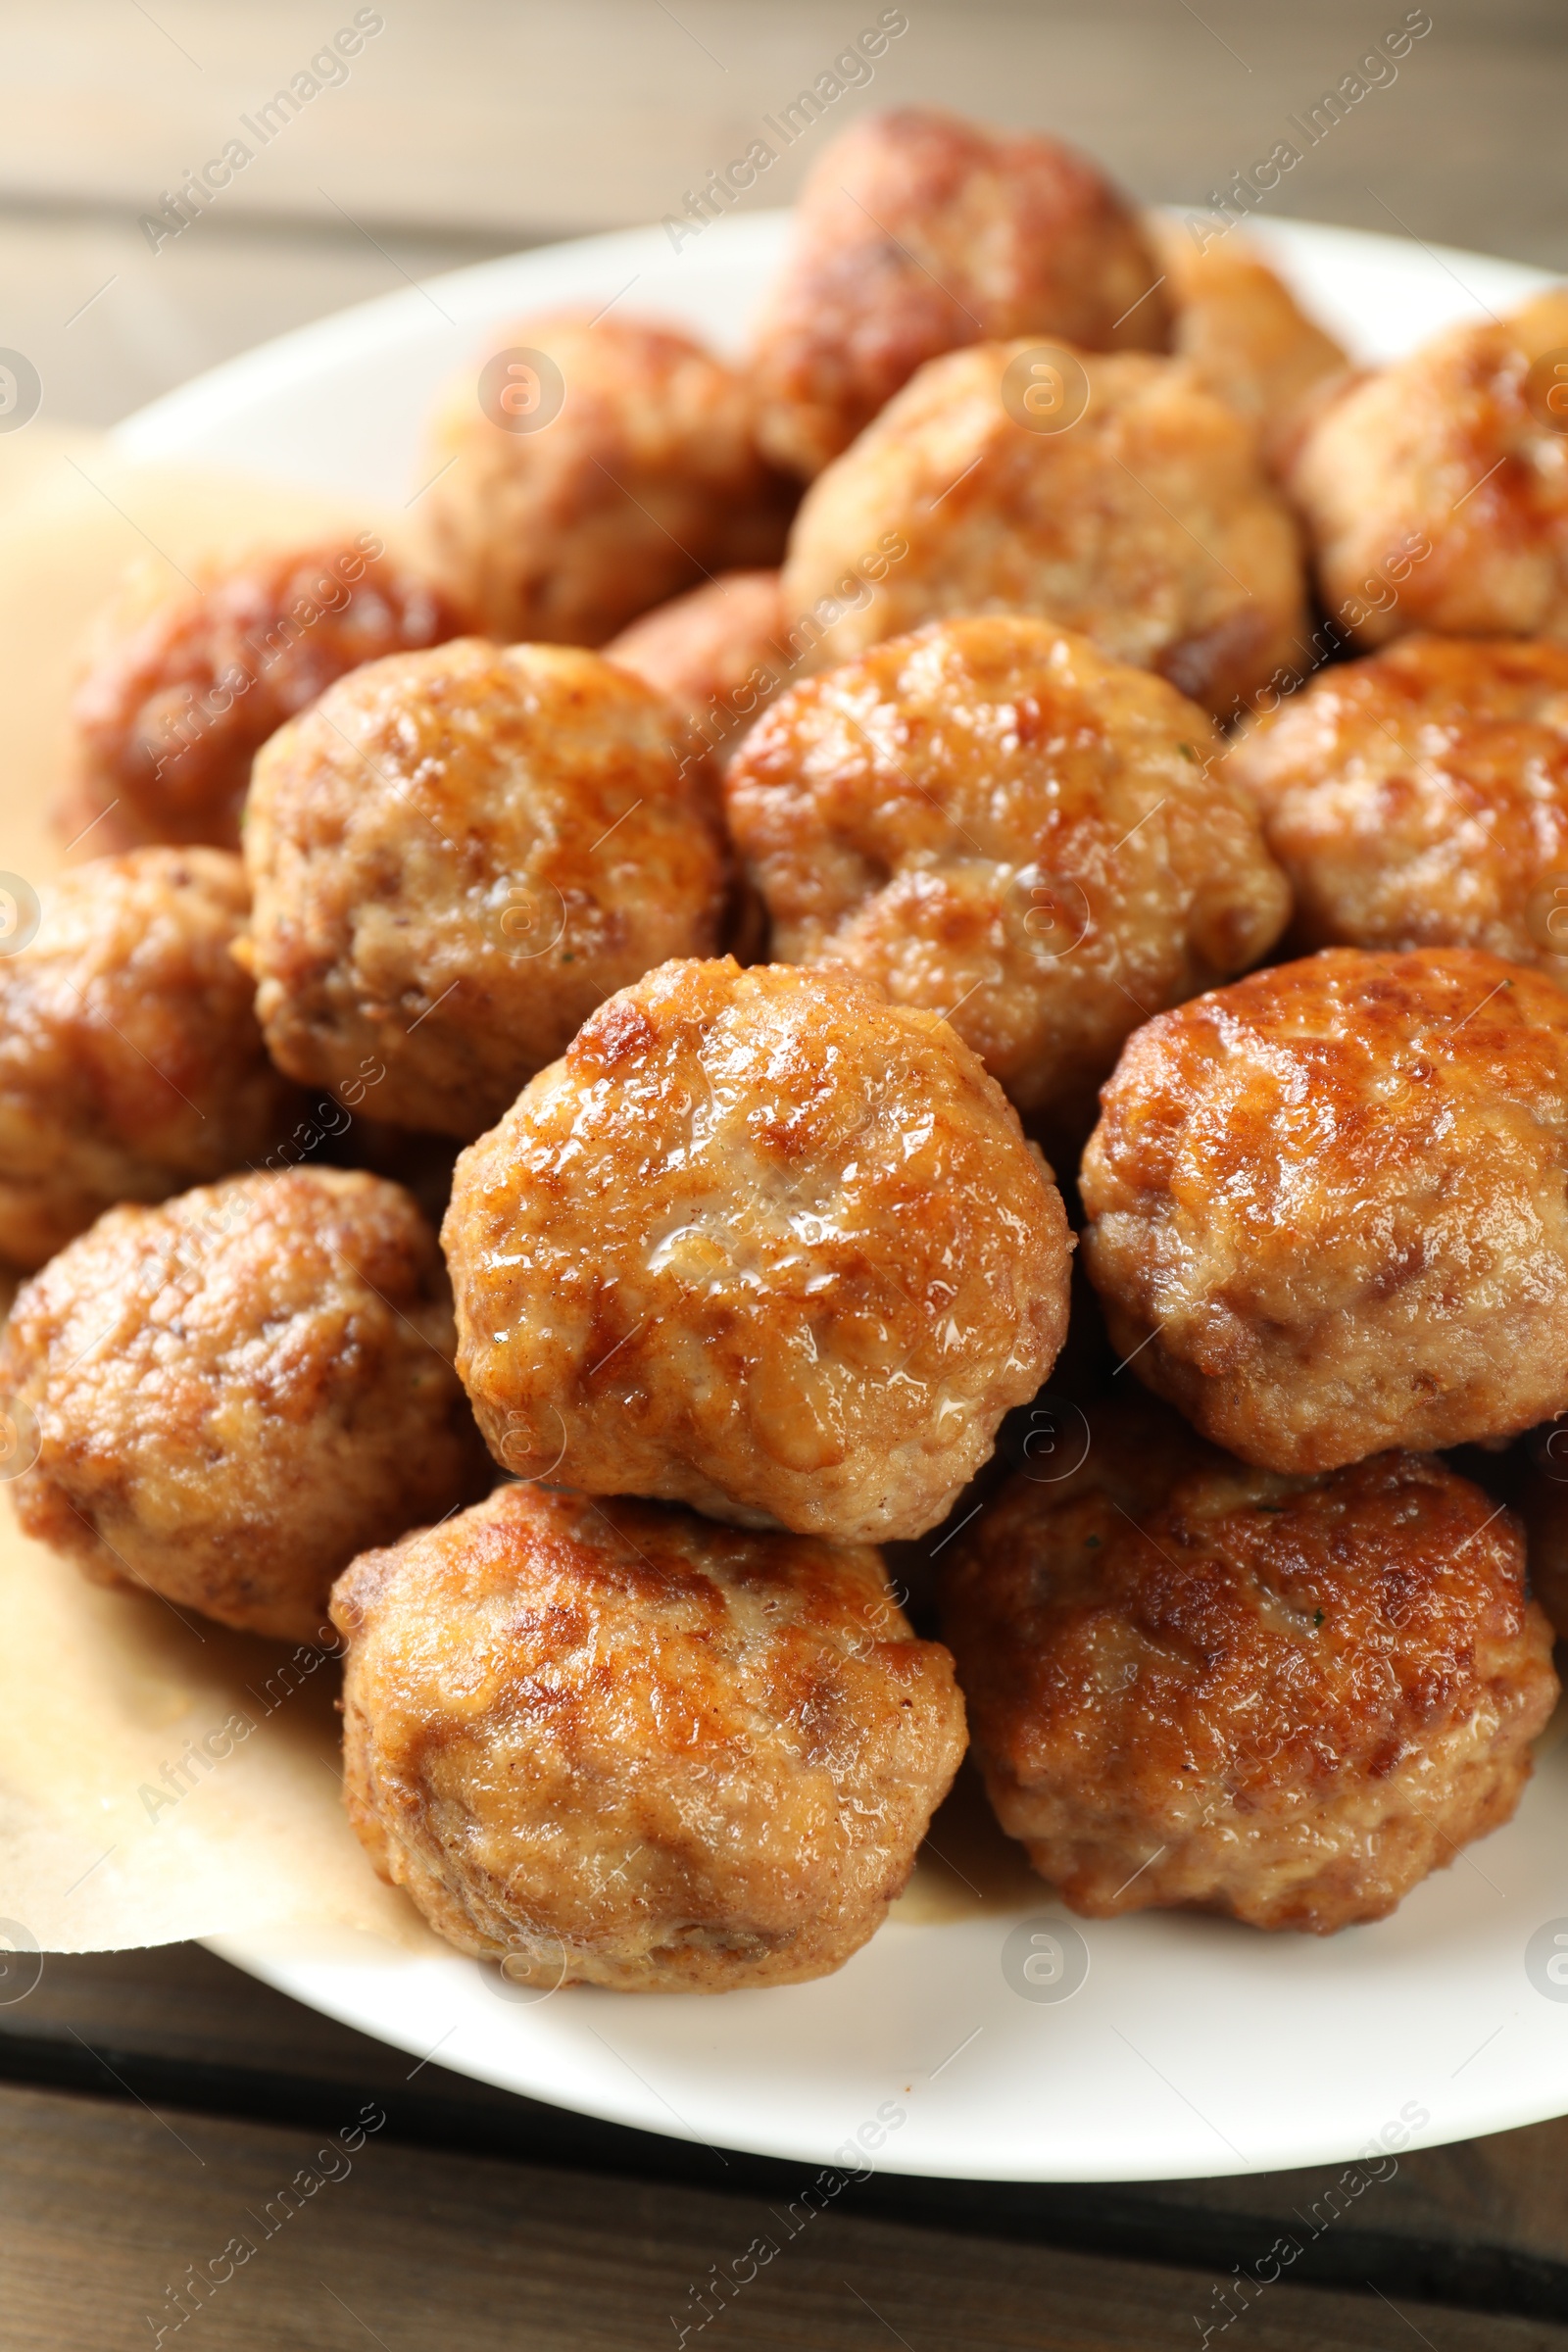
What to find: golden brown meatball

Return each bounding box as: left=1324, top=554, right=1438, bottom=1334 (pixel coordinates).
left=780, top=339, right=1308, bottom=717
left=1081, top=948, right=1568, bottom=1472
left=0, top=848, right=300, bottom=1270
left=943, top=1403, right=1557, bottom=1934
left=240, top=639, right=728, bottom=1139
left=61, top=536, right=466, bottom=854
left=1287, top=290, right=1568, bottom=645
left=749, top=106, right=1171, bottom=479
left=332, top=1482, right=966, bottom=1990
left=1150, top=221, right=1348, bottom=475
left=418, top=314, right=794, bottom=645
left=605, top=569, right=787, bottom=767
left=725, top=616, right=1290, bottom=1136
left=1228, top=635, right=1568, bottom=965
left=444, top=956, right=1071, bottom=1543
left=0, top=1169, right=486, bottom=1642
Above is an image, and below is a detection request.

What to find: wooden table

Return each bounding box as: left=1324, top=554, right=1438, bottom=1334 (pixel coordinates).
left=6, top=5, right=1568, bottom=2343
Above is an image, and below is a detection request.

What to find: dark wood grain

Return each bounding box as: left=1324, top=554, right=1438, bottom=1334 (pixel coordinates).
left=5, top=2073, right=1567, bottom=2352
left=5, top=1944, right=1568, bottom=2328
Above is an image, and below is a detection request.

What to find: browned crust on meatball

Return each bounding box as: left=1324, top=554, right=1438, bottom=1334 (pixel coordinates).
left=724, top=616, right=1289, bottom=1134
left=750, top=107, right=1171, bottom=479
left=943, top=1404, right=1558, bottom=1932
left=62, top=538, right=467, bottom=854
left=418, top=314, right=795, bottom=645
left=1150, top=221, right=1348, bottom=475
left=1286, top=291, right=1568, bottom=646
left=605, top=569, right=787, bottom=765
left=1080, top=948, right=1568, bottom=1471
left=331, top=1481, right=966, bottom=1990
left=0, top=1168, right=488, bottom=1642
left=780, top=338, right=1309, bottom=717
left=1227, top=635, right=1568, bottom=968
left=0, top=848, right=302, bottom=1269
left=241, top=639, right=729, bottom=1138
left=443, top=956, right=1071, bottom=1543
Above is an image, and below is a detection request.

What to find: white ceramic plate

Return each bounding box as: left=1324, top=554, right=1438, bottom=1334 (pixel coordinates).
left=114, top=209, right=1568, bottom=2183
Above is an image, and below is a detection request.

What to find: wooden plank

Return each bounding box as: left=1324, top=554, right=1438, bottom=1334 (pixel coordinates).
left=2, top=2076, right=1564, bottom=2352
left=4, top=1945, right=1568, bottom=2323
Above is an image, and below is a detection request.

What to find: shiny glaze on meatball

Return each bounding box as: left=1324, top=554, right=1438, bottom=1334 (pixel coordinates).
left=1081, top=948, right=1568, bottom=1470
left=333, top=1482, right=966, bottom=1990
left=0, top=1169, right=487, bottom=1641
left=443, top=956, right=1071, bottom=1542
left=725, top=615, right=1289, bottom=1136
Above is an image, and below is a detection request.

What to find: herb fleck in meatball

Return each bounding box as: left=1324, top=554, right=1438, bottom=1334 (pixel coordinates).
left=1081, top=948, right=1568, bottom=1471
left=62, top=536, right=466, bottom=854
left=0, top=1169, right=486, bottom=1642
left=606, top=569, right=787, bottom=766
left=0, top=848, right=300, bottom=1269
left=1286, top=290, right=1568, bottom=645
left=1228, top=635, right=1568, bottom=968
left=443, top=956, right=1071, bottom=1542
left=781, top=338, right=1308, bottom=717
left=241, top=639, right=728, bottom=1139
left=332, top=1482, right=967, bottom=1990
left=943, top=1403, right=1557, bottom=1934
left=750, top=106, right=1171, bottom=479
left=419, top=314, right=794, bottom=645
left=725, top=616, right=1289, bottom=1136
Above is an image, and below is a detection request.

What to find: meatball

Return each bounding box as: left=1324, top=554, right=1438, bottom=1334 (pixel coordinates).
left=331, top=1481, right=967, bottom=1990
left=780, top=338, right=1308, bottom=717
left=0, top=848, right=300, bottom=1270
left=0, top=1169, right=486, bottom=1642
left=1081, top=947, right=1568, bottom=1472
left=749, top=106, right=1171, bottom=479
left=942, top=1404, right=1557, bottom=1934
left=418, top=314, right=794, bottom=645
left=1286, top=289, right=1568, bottom=645
left=443, top=956, right=1071, bottom=1542
left=61, top=536, right=466, bottom=854
left=725, top=616, right=1290, bottom=1136
left=605, top=569, right=787, bottom=766
left=1227, top=635, right=1568, bottom=966
left=241, top=639, right=728, bottom=1138
left=1151, top=221, right=1348, bottom=474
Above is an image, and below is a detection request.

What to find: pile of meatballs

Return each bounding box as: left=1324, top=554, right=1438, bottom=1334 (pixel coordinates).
left=7, top=106, right=1568, bottom=1993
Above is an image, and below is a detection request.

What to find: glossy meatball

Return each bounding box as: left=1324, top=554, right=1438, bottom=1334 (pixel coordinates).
left=444, top=956, right=1071, bottom=1542
left=61, top=537, right=466, bottom=854
left=332, top=1482, right=967, bottom=1990
left=241, top=639, right=728, bottom=1138
left=1081, top=948, right=1568, bottom=1471
left=750, top=106, right=1170, bottom=479
left=419, top=314, right=794, bottom=645
left=725, top=616, right=1290, bottom=1136
left=0, top=848, right=300, bottom=1269
left=1228, top=635, right=1568, bottom=967
left=605, top=569, right=787, bottom=767
left=943, top=1405, right=1557, bottom=1933
left=781, top=339, right=1308, bottom=717
left=1287, top=290, right=1568, bottom=645
left=0, top=1169, right=486, bottom=1642
left=1151, top=222, right=1348, bottom=474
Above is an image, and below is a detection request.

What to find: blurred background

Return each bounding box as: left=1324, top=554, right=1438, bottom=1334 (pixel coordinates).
left=3, top=0, right=1564, bottom=431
